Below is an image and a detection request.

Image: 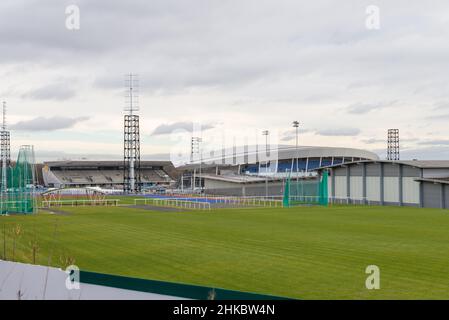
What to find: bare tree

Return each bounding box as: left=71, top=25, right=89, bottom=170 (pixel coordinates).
left=59, top=253, right=76, bottom=269
left=2, top=223, right=6, bottom=260
left=11, top=224, right=21, bottom=262
left=30, top=238, right=39, bottom=265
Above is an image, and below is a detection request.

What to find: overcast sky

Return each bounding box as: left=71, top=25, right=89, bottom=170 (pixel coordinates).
left=2, top=0, right=449, bottom=161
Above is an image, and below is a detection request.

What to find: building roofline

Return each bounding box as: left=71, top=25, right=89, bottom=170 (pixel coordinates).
left=318, top=159, right=449, bottom=170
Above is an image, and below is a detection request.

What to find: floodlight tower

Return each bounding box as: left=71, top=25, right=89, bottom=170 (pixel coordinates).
left=123, top=74, right=141, bottom=193
left=387, top=129, right=400, bottom=160
left=0, top=101, right=10, bottom=214
left=191, top=137, right=202, bottom=190
left=292, top=120, right=300, bottom=182
left=262, top=130, right=270, bottom=157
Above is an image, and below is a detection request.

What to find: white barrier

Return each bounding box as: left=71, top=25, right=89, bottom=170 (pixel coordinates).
left=134, top=198, right=211, bottom=210
left=42, top=199, right=120, bottom=207
left=135, top=196, right=283, bottom=209
left=328, top=197, right=372, bottom=205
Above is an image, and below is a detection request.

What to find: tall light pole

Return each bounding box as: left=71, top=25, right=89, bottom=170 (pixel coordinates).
left=191, top=137, right=202, bottom=191
left=292, top=121, right=300, bottom=200
left=292, top=121, right=299, bottom=175
left=262, top=130, right=269, bottom=157
left=262, top=130, right=269, bottom=196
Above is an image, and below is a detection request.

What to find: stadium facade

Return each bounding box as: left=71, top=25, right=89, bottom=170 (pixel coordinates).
left=179, top=145, right=380, bottom=193
left=42, top=161, right=178, bottom=189
left=183, top=145, right=379, bottom=174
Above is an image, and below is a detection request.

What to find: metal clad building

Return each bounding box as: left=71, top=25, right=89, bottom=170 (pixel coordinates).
left=320, top=160, right=449, bottom=209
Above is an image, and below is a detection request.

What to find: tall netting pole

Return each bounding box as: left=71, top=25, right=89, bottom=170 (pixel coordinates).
left=318, top=171, right=329, bottom=206
left=283, top=174, right=291, bottom=207
left=0, top=145, right=36, bottom=214
left=283, top=171, right=329, bottom=207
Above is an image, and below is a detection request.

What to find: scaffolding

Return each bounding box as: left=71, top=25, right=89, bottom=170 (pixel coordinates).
left=283, top=171, right=328, bottom=207
left=0, top=145, right=37, bottom=214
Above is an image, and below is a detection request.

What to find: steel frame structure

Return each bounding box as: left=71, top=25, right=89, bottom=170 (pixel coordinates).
left=123, top=74, right=141, bottom=193
left=387, top=129, right=400, bottom=161
left=124, top=114, right=141, bottom=193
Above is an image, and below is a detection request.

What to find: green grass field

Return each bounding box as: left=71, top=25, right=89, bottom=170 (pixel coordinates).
left=1, top=204, right=449, bottom=299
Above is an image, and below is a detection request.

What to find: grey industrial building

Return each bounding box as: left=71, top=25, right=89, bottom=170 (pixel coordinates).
left=319, top=160, right=449, bottom=209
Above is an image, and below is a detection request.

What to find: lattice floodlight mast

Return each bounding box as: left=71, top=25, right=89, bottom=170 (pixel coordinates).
left=387, top=129, right=400, bottom=160
left=0, top=101, right=10, bottom=214
left=190, top=137, right=201, bottom=163
left=123, top=74, right=141, bottom=193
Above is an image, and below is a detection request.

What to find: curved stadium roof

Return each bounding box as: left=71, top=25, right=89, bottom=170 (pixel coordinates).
left=188, top=145, right=379, bottom=167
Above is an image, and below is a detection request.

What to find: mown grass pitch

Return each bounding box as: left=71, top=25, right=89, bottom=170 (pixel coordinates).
left=1, top=205, right=449, bottom=299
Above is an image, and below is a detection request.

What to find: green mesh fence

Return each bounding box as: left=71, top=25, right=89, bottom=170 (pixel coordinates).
left=0, top=146, right=36, bottom=214
left=283, top=171, right=329, bottom=207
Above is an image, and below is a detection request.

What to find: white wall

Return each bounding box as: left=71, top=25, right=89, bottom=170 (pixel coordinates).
left=366, top=177, right=380, bottom=202
left=349, top=176, right=363, bottom=200
left=402, top=177, right=420, bottom=204
left=384, top=177, right=399, bottom=203
left=334, top=176, right=347, bottom=198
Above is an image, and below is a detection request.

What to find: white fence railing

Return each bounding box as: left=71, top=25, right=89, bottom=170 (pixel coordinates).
left=41, top=199, right=120, bottom=207
left=328, top=197, right=374, bottom=205
left=135, top=196, right=283, bottom=209
left=139, top=198, right=211, bottom=210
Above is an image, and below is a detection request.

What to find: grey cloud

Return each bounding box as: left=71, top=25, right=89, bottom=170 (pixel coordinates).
left=4, top=0, right=448, bottom=94
left=1, top=1, right=449, bottom=157
left=426, top=113, right=449, bottom=120
left=21, top=83, right=76, bottom=101
left=316, top=128, right=361, bottom=136
left=346, top=101, right=398, bottom=115
left=151, top=122, right=215, bottom=136
left=433, top=101, right=449, bottom=110
left=361, top=138, right=384, bottom=144
left=417, top=139, right=449, bottom=146
left=281, top=128, right=310, bottom=142
left=400, top=147, right=449, bottom=160
left=11, top=116, right=89, bottom=131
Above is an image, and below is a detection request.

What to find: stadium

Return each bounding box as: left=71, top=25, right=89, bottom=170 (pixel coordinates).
left=3, top=127, right=449, bottom=299
left=2, top=2, right=449, bottom=301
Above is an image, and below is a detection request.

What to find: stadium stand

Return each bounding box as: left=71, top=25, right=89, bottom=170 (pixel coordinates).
left=42, top=161, right=178, bottom=189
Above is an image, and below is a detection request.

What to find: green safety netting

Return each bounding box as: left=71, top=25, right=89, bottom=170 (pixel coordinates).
left=283, top=171, right=329, bottom=207
left=0, top=146, right=36, bottom=214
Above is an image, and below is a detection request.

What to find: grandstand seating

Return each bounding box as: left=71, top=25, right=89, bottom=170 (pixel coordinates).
left=43, top=161, right=177, bottom=188
left=244, top=164, right=259, bottom=173
left=332, top=157, right=343, bottom=165
left=320, top=158, right=332, bottom=167
left=277, top=161, right=292, bottom=173
left=292, top=160, right=307, bottom=172
left=306, top=158, right=321, bottom=170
